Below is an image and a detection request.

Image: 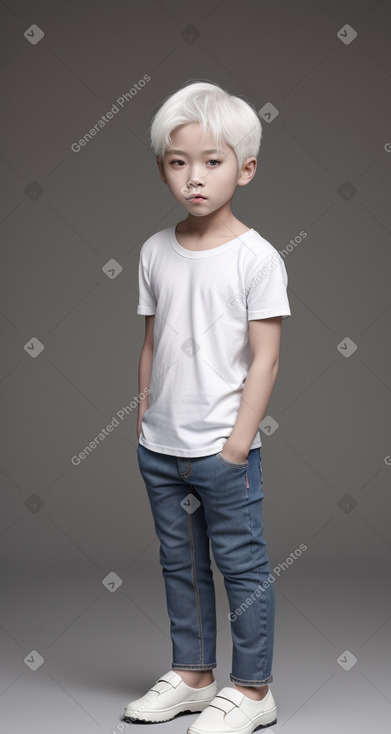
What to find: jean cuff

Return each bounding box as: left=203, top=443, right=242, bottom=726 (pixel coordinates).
left=172, top=663, right=217, bottom=671
left=230, top=673, right=273, bottom=685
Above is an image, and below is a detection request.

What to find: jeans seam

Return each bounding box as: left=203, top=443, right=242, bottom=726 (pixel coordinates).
left=245, top=471, right=268, bottom=679
left=172, top=663, right=217, bottom=670
left=187, top=503, right=204, bottom=665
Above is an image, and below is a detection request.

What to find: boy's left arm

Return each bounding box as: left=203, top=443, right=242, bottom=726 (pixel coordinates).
left=220, top=316, right=282, bottom=464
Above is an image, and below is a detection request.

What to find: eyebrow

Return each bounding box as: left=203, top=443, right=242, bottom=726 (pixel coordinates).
left=166, top=149, right=222, bottom=155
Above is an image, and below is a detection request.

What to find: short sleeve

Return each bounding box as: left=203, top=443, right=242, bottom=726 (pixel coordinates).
left=246, top=251, right=291, bottom=320
left=136, top=248, right=156, bottom=315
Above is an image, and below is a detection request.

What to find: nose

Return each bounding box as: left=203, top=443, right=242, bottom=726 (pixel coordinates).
left=187, top=164, right=205, bottom=187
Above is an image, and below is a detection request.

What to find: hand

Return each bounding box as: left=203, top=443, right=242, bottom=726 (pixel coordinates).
left=220, top=442, right=248, bottom=464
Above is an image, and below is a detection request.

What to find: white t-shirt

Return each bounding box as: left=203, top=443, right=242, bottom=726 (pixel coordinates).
left=137, top=225, right=291, bottom=457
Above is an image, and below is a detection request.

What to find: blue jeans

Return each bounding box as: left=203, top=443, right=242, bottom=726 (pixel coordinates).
left=136, top=443, right=275, bottom=686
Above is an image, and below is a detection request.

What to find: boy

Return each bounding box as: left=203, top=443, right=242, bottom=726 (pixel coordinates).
left=124, top=81, right=291, bottom=734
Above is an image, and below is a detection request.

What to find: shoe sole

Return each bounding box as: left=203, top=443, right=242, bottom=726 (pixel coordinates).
left=254, top=718, right=277, bottom=731
left=123, top=697, right=216, bottom=724
left=187, top=712, right=277, bottom=734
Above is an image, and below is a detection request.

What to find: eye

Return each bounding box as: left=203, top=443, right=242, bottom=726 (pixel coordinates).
left=169, top=159, right=221, bottom=167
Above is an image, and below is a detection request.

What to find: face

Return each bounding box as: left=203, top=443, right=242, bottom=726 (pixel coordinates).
left=156, top=122, right=256, bottom=219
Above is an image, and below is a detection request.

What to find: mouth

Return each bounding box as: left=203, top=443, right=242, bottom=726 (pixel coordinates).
left=187, top=195, right=207, bottom=201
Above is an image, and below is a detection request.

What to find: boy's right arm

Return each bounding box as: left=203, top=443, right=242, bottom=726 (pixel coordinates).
left=137, top=315, right=154, bottom=440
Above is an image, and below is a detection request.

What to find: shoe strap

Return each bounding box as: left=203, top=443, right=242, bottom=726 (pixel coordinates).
left=210, top=687, right=245, bottom=712
left=151, top=670, right=184, bottom=693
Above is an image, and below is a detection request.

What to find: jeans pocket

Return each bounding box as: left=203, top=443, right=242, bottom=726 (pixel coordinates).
left=216, top=452, right=249, bottom=469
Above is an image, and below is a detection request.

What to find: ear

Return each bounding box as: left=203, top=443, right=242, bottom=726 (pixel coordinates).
left=156, top=157, right=167, bottom=184
left=237, top=156, right=257, bottom=187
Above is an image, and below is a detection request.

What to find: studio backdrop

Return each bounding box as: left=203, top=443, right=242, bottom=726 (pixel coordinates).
left=0, top=1, right=390, bottom=733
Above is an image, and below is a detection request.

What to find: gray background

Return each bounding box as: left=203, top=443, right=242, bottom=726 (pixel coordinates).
left=1, top=0, right=390, bottom=732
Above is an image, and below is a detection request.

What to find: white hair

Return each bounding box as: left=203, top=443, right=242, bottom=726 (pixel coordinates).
left=149, top=81, right=262, bottom=174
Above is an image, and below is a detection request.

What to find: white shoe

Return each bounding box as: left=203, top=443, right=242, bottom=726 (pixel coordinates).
left=123, top=670, right=218, bottom=723
left=186, top=686, right=277, bottom=734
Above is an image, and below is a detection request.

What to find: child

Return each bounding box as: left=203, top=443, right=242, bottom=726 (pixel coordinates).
left=124, top=81, right=291, bottom=734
